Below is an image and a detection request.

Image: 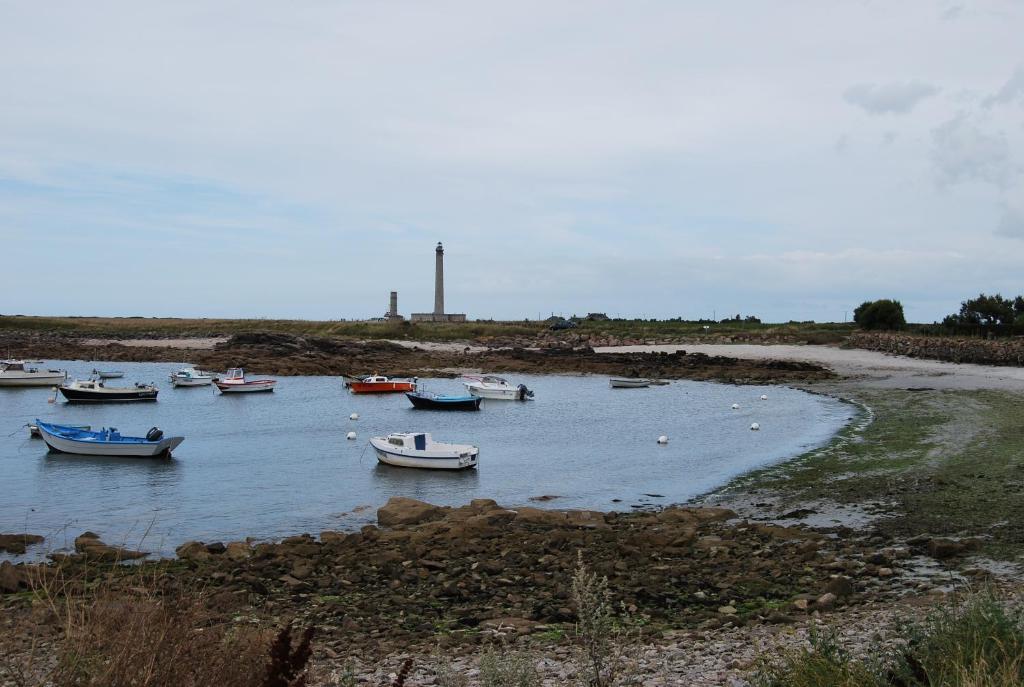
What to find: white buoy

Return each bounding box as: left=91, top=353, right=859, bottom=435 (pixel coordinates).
left=760, top=394, right=768, bottom=401
left=349, top=413, right=359, bottom=420
left=750, top=423, right=760, bottom=431
left=346, top=431, right=357, bottom=440
left=657, top=435, right=669, bottom=444
left=731, top=403, right=740, bottom=410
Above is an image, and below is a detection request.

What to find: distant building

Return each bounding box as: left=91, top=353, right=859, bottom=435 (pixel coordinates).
left=411, top=242, right=467, bottom=323
left=585, top=312, right=609, bottom=321
left=385, top=291, right=404, bottom=321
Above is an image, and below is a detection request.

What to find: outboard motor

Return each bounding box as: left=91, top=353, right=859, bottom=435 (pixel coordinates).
left=516, top=384, right=534, bottom=401
left=146, top=427, right=164, bottom=442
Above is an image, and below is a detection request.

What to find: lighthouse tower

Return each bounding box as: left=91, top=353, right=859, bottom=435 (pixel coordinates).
left=411, top=241, right=466, bottom=323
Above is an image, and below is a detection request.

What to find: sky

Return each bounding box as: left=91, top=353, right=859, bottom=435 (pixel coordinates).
left=1, top=1, right=1022, bottom=323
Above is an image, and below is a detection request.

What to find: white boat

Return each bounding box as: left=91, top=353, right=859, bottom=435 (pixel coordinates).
left=92, top=368, right=124, bottom=379
left=0, top=360, right=66, bottom=387
left=34, top=420, right=184, bottom=458
left=462, top=375, right=534, bottom=401
left=170, top=367, right=214, bottom=387
left=609, top=378, right=650, bottom=389
left=370, top=432, right=479, bottom=470
left=213, top=368, right=276, bottom=393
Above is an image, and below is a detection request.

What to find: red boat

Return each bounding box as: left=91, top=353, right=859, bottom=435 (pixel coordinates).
left=349, top=375, right=417, bottom=394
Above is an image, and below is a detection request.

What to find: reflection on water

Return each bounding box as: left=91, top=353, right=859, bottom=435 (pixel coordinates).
left=1, top=359, right=856, bottom=559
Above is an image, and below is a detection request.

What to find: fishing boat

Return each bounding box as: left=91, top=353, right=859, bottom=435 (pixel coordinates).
left=369, top=432, right=479, bottom=470
left=0, top=360, right=66, bottom=387
left=213, top=368, right=276, bottom=393
left=609, top=378, right=650, bottom=389
left=405, top=391, right=482, bottom=411
left=34, top=420, right=184, bottom=458
left=92, top=369, right=124, bottom=379
left=28, top=423, right=90, bottom=438
left=169, top=367, right=214, bottom=387
left=349, top=375, right=417, bottom=394
left=59, top=379, right=159, bottom=402
left=462, top=375, right=533, bottom=400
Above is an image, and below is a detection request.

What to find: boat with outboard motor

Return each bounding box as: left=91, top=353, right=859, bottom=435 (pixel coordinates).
left=349, top=375, right=417, bottom=394
left=0, top=360, right=66, bottom=387
left=369, top=432, right=479, bottom=469
left=462, top=375, right=533, bottom=400
left=213, top=368, right=276, bottom=393
left=34, top=420, right=184, bottom=458
left=170, top=367, right=214, bottom=387
left=405, top=391, right=482, bottom=411
left=58, top=379, right=159, bottom=402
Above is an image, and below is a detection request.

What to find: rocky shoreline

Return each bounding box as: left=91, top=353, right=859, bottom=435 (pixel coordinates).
left=848, top=332, right=1024, bottom=367
left=0, top=331, right=833, bottom=383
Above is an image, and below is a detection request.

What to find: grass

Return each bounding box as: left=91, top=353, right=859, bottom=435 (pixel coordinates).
left=754, top=590, right=1024, bottom=687
left=730, top=388, right=1024, bottom=557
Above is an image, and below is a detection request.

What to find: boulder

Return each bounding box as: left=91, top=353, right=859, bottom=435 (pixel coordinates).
left=0, top=561, right=25, bottom=593
left=225, top=541, right=253, bottom=561
left=824, top=576, right=855, bottom=599
left=0, top=534, right=45, bottom=555
left=377, top=497, right=448, bottom=527
left=175, top=540, right=212, bottom=562
left=74, top=533, right=147, bottom=562
left=927, top=538, right=974, bottom=560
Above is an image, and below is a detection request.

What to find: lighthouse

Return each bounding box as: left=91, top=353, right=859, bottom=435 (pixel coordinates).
left=411, top=241, right=466, bottom=323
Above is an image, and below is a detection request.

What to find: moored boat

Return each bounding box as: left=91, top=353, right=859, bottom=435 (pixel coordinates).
left=609, top=378, right=650, bottom=389
left=0, top=360, right=66, bottom=387
left=28, top=423, right=90, bottom=438
left=462, top=375, right=533, bottom=400
left=370, top=432, right=479, bottom=470
left=341, top=374, right=368, bottom=388
left=349, top=375, right=417, bottom=394
left=213, top=368, right=276, bottom=393
left=92, top=369, right=124, bottom=379
left=170, top=367, right=214, bottom=387
left=59, top=379, right=159, bottom=402
left=405, top=391, right=482, bottom=411
left=34, top=420, right=184, bottom=458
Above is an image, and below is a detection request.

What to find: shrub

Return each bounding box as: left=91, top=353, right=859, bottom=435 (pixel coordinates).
left=853, top=300, right=906, bottom=330
left=478, top=649, right=541, bottom=687
left=753, top=627, right=884, bottom=687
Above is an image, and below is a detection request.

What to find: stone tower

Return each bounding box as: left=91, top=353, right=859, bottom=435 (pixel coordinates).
left=434, top=242, right=444, bottom=315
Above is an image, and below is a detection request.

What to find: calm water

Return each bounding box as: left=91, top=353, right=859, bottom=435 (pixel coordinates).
left=0, top=360, right=855, bottom=558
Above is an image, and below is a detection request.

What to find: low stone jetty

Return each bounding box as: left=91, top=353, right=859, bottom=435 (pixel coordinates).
left=849, top=332, right=1024, bottom=367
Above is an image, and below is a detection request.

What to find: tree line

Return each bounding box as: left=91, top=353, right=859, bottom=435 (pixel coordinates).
left=855, top=293, right=1024, bottom=332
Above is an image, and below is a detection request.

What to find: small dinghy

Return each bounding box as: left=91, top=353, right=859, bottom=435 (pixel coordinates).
left=213, top=368, right=276, bottom=393
left=370, top=432, right=479, bottom=470
left=406, top=391, right=482, bottom=411
left=170, top=367, right=214, bottom=387
left=59, top=379, right=159, bottom=402
left=609, top=378, right=650, bottom=389
left=34, top=420, right=184, bottom=458
left=349, top=375, right=417, bottom=394
left=92, top=368, right=124, bottom=379
left=462, top=375, right=533, bottom=400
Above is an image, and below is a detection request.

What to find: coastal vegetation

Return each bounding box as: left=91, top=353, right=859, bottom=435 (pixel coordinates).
left=853, top=299, right=906, bottom=331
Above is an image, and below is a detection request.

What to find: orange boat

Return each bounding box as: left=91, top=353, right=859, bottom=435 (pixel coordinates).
left=348, top=375, right=418, bottom=394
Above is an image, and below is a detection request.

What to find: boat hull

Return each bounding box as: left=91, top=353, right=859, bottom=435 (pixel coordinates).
left=35, top=423, right=184, bottom=458
left=172, top=377, right=213, bottom=387
left=370, top=443, right=478, bottom=470
left=59, top=387, right=159, bottom=402
left=609, top=379, right=650, bottom=388
left=214, top=380, right=276, bottom=393
left=406, top=393, right=481, bottom=411
left=464, top=384, right=531, bottom=400
left=350, top=381, right=416, bottom=394
left=0, top=372, right=66, bottom=387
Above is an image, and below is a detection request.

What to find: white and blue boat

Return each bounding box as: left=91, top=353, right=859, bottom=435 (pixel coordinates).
left=34, top=420, right=184, bottom=458
left=369, top=432, right=479, bottom=470
left=405, top=391, right=482, bottom=411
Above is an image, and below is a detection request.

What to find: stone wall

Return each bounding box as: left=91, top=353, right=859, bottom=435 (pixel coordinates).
left=848, top=332, right=1024, bottom=367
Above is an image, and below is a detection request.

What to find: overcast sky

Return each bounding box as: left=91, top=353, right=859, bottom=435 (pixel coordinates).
left=1, top=1, right=1022, bottom=322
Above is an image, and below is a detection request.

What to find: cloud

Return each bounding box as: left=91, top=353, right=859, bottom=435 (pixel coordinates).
left=843, top=81, right=940, bottom=115
left=984, top=66, right=1024, bottom=108
left=996, top=208, right=1024, bottom=239
left=931, top=115, right=1012, bottom=188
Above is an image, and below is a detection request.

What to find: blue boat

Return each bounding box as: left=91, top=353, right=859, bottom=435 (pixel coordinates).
left=34, top=420, right=185, bottom=458
left=405, top=391, right=482, bottom=411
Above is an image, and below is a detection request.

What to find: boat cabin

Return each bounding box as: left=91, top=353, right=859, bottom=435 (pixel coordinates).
left=224, top=368, right=245, bottom=381
left=479, top=376, right=509, bottom=385
left=387, top=433, right=428, bottom=450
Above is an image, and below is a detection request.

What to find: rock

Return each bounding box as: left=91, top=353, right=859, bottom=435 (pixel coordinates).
left=824, top=576, right=855, bottom=599
left=0, top=561, right=25, bottom=593
left=320, top=531, right=347, bottom=544
left=718, top=605, right=738, bottom=615
left=74, top=532, right=147, bottom=562
left=377, top=497, right=448, bottom=527
left=479, top=617, right=540, bottom=634
left=792, top=598, right=809, bottom=611
left=176, top=540, right=212, bottom=562
left=815, top=592, right=837, bottom=611
left=877, top=567, right=894, bottom=578
left=0, top=533, right=45, bottom=554
left=528, top=495, right=562, bottom=502
left=204, top=542, right=227, bottom=555
left=225, top=541, right=253, bottom=561
left=926, top=538, right=973, bottom=560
